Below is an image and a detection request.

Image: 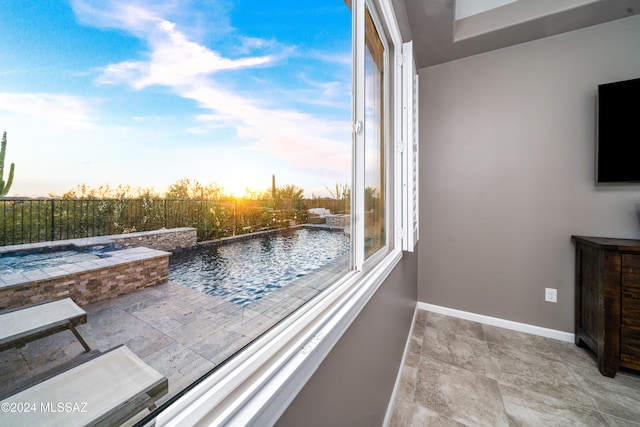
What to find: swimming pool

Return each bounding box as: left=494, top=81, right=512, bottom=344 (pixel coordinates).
left=0, top=248, right=104, bottom=275
left=169, top=228, right=350, bottom=306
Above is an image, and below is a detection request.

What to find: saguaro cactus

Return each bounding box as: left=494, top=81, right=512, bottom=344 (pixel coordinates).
left=0, top=131, right=15, bottom=197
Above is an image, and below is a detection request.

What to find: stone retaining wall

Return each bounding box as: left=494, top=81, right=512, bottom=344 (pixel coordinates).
left=0, top=247, right=169, bottom=310
left=325, top=214, right=350, bottom=228
left=0, top=228, right=194, bottom=310
left=0, top=227, right=197, bottom=256
left=107, top=227, right=197, bottom=251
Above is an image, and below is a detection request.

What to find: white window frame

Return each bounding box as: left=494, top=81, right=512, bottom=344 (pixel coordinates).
left=361, top=0, right=392, bottom=271
left=154, top=1, right=409, bottom=425
left=401, top=40, right=419, bottom=252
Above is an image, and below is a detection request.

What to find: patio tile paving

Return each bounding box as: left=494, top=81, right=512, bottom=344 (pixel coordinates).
left=189, top=328, right=252, bottom=364
left=163, top=316, right=226, bottom=347
left=0, top=351, right=30, bottom=383
left=145, top=342, right=207, bottom=377
left=0, top=253, right=349, bottom=423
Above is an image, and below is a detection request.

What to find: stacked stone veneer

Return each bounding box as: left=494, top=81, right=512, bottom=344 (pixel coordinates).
left=106, top=227, right=197, bottom=251
left=0, top=228, right=196, bottom=309
left=58, top=227, right=197, bottom=252
left=325, top=214, right=350, bottom=228
left=0, top=247, right=170, bottom=310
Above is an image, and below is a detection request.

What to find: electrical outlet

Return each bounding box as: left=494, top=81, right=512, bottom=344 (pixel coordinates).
left=545, top=288, right=557, bottom=303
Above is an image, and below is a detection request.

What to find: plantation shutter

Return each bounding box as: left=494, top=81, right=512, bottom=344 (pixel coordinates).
left=401, top=41, right=419, bottom=252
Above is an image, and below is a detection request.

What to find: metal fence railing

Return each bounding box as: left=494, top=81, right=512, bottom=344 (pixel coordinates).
left=0, top=197, right=317, bottom=246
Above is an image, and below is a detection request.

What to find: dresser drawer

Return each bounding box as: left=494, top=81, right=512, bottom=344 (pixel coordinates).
left=623, top=289, right=640, bottom=328
left=622, top=254, right=640, bottom=289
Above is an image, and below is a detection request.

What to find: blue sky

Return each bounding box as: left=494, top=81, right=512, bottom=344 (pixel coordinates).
left=0, top=1, right=352, bottom=197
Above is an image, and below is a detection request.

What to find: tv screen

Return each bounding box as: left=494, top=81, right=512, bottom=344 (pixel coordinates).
left=596, top=77, right=640, bottom=184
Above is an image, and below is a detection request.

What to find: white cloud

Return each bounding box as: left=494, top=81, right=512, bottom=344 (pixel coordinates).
left=98, top=17, right=274, bottom=89
left=180, top=85, right=351, bottom=174
left=238, top=36, right=278, bottom=54
left=0, top=92, right=96, bottom=130
left=76, top=0, right=351, bottom=177
left=310, top=51, right=351, bottom=67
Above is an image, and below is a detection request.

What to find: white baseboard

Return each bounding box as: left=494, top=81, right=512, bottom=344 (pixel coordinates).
left=417, top=302, right=575, bottom=343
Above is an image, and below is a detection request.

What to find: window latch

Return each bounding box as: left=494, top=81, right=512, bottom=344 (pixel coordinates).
left=353, top=121, right=363, bottom=135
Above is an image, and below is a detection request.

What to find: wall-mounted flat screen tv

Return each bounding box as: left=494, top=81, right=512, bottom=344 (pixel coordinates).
left=596, top=77, right=640, bottom=184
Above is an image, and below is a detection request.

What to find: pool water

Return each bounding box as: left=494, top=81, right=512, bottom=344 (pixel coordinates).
left=0, top=250, right=102, bottom=275
left=169, top=229, right=350, bottom=306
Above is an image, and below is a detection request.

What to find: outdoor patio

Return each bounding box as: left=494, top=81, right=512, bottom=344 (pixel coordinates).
left=0, top=254, right=348, bottom=425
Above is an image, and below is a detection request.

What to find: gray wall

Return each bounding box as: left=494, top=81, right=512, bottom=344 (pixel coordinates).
left=277, top=250, right=418, bottom=427
left=418, top=15, right=640, bottom=332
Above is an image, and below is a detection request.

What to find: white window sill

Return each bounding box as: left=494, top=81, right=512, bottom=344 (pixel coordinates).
left=155, top=247, right=402, bottom=427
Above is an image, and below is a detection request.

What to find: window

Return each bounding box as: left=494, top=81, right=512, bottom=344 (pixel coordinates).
left=2, top=0, right=354, bottom=420
left=0, top=0, right=417, bottom=425
left=364, top=8, right=386, bottom=259
left=152, top=1, right=416, bottom=425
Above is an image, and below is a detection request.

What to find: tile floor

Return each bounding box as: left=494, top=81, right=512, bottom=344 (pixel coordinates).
left=390, top=310, right=640, bottom=427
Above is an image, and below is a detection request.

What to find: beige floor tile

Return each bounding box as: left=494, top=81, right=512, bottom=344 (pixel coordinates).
left=392, top=309, right=640, bottom=427
left=414, top=358, right=509, bottom=427
left=500, top=383, right=607, bottom=427
left=422, top=325, right=496, bottom=377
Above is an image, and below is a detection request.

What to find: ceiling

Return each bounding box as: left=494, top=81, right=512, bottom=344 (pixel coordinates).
left=402, top=0, right=640, bottom=68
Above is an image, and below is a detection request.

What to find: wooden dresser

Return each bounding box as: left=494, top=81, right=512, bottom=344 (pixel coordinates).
left=572, top=236, right=640, bottom=377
